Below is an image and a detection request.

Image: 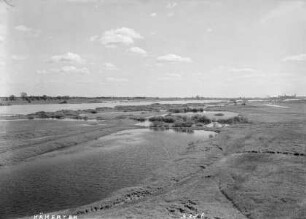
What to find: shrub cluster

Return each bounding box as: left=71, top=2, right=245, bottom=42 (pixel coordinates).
left=191, top=115, right=211, bottom=124
left=217, top=116, right=248, bottom=124
left=148, top=114, right=248, bottom=129
left=27, top=110, right=87, bottom=120
left=150, top=121, right=170, bottom=129
left=214, top=113, right=224, bottom=116
left=168, top=107, right=204, bottom=113
left=172, top=121, right=193, bottom=127
left=130, top=116, right=146, bottom=122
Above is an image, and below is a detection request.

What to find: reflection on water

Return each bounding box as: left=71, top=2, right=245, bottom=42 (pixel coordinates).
left=0, top=128, right=215, bottom=218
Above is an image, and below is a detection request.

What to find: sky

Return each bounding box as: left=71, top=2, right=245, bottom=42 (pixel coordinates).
left=0, top=0, right=306, bottom=97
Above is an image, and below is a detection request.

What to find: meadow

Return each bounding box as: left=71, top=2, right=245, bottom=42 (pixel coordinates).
left=0, top=100, right=305, bottom=219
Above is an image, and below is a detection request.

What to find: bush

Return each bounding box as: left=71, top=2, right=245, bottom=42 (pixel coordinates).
left=130, top=116, right=146, bottom=122
left=173, top=127, right=194, bottom=133
left=149, top=116, right=164, bottom=122
left=84, top=109, right=97, bottom=114
left=163, top=116, right=175, bottom=123
left=217, top=116, right=248, bottom=124
left=173, top=121, right=193, bottom=127
left=150, top=121, right=170, bottom=129
left=35, top=111, right=50, bottom=118
left=214, top=113, right=224, bottom=116
left=192, top=115, right=211, bottom=124
left=168, top=108, right=181, bottom=113
left=54, top=114, right=64, bottom=119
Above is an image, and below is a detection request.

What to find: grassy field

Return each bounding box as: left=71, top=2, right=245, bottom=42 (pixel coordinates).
left=46, top=101, right=306, bottom=219
left=4, top=101, right=304, bottom=219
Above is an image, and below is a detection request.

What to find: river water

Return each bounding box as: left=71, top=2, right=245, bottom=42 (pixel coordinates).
left=0, top=128, right=215, bottom=218
left=0, top=100, right=223, bottom=116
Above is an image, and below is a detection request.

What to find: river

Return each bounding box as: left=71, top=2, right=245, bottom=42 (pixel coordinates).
left=0, top=100, right=224, bottom=116
left=0, top=127, right=215, bottom=218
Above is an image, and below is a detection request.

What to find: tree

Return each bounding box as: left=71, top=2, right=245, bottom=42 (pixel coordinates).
left=42, top=95, right=48, bottom=101
left=20, top=92, right=27, bottom=100
left=9, top=95, right=15, bottom=101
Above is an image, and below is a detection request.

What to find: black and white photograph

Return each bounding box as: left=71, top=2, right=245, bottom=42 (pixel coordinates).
left=0, top=0, right=306, bottom=218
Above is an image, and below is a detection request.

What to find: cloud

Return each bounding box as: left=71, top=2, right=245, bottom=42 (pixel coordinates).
left=106, top=77, right=128, bottom=82
left=37, top=66, right=90, bottom=75
left=49, top=52, right=85, bottom=64
left=11, top=55, right=27, bottom=61
left=0, top=36, right=4, bottom=43
left=167, top=12, right=175, bottom=17
left=158, top=73, right=182, bottom=81
left=0, top=60, right=5, bottom=67
left=282, top=54, right=306, bottom=62
left=59, top=66, right=90, bottom=74
left=15, top=25, right=40, bottom=37
left=206, top=28, right=213, bottom=33
left=90, top=35, right=99, bottom=42
left=103, top=62, right=119, bottom=71
left=166, top=2, right=177, bottom=9
left=91, top=27, right=143, bottom=47
left=228, top=67, right=258, bottom=73
left=15, top=25, right=32, bottom=32
left=157, top=54, right=192, bottom=63
left=150, top=12, right=157, bottom=17
left=261, top=1, right=306, bottom=23
left=36, top=69, right=48, bottom=75
left=129, top=47, right=147, bottom=56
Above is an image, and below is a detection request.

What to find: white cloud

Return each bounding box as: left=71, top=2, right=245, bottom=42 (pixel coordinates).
left=37, top=66, right=90, bottom=75
left=15, top=25, right=32, bottom=32
left=157, top=54, right=192, bottom=63
left=261, top=1, right=306, bottom=23
left=37, top=70, right=48, bottom=75
left=166, top=2, right=177, bottom=9
left=282, top=54, right=306, bottom=62
left=15, top=25, right=40, bottom=37
left=129, top=47, right=147, bottom=56
left=92, top=27, right=143, bottom=46
left=103, top=62, right=118, bottom=71
left=106, top=77, right=128, bottom=82
left=0, top=36, right=4, bottom=43
left=0, top=60, right=5, bottom=67
left=167, top=12, right=175, bottom=17
left=90, top=35, right=99, bottom=42
left=206, top=28, right=213, bottom=33
left=11, top=55, right=27, bottom=61
left=228, top=67, right=258, bottom=73
left=150, top=12, right=157, bottom=17
left=49, top=52, right=85, bottom=64
left=158, top=73, right=182, bottom=81
left=59, top=66, right=90, bottom=74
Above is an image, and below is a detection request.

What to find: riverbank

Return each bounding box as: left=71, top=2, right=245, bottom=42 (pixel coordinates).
left=0, top=97, right=226, bottom=106
left=18, top=102, right=306, bottom=219
left=0, top=101, right=303, bottom=218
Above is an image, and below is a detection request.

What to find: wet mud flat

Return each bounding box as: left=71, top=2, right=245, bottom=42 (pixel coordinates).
left=0, top=111, right=215, bottom=218
left=54, top=102, right=306, bottom=219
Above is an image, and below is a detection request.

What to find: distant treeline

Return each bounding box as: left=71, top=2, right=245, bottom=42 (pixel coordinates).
left=0, top=95, right=150, bottom=102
